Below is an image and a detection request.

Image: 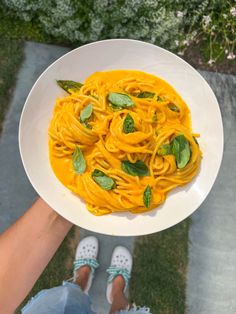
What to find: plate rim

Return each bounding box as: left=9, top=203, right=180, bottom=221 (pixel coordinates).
left=18, top=38, right=224, bottom=236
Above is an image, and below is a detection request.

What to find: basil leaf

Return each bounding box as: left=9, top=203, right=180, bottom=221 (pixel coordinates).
left=168, top=103, right=180, bottom=112
left=80, top=104, right=93, bottom=122
left=172, top=139, right=180, bottom=163
left=158, top=144, right=172, bottom=156
left=143, top=185, right=152, bottom=208
left=57, top=80, right=83, bottom=94
left=152, top=111, right=157, bottom=122
left=123, top=113, right=135, bottom=134
left=108, top=92, right=134, bottom=110
left=82, top=120, right=92, bottom=129
left=72, top=146, right=86, bottom=174
left=92, top=169, right=116, bottom=190
left=121, top=160, right=149, bottom=177
left=172, top=135, right=191, bottom=169
left=92, top=169, right=104, bottom=177
left=137, top=91, right=155, bottom=99
left=157, top=95, right=163, bottom=101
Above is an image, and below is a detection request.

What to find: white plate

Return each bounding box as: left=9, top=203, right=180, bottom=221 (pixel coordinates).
left=19, top=39, right=223, bottom=236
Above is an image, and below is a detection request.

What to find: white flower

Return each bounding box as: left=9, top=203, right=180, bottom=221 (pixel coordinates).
left=178, top=51, right=184, bottom=56
left=203, top=15, right=211, bottom=26
left=223, top=13, right=227, bottom=18
left=230, top=7, right=236, bottom=17
left=176, top=11, right=184, bottom=18
left=227, top=52, right=236, bottom=60
left=175, top=40, right=179, bottom=46
left=207, top=59, right=215, bottom=65
left=183, top=39, right=190, bottom=46
left=225, top=49, right=229, bottom=54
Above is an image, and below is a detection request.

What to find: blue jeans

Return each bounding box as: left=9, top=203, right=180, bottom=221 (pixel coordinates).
left=21, top=282, right=151, bottom=314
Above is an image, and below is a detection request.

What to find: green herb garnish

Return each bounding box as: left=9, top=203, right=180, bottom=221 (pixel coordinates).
left=157, top=95, right=163, bottom=101
left=172, top=135, right=191, bottom=169
left=123, top=113, right=135, bottom=134
left=57, top=80, right=83, bottom=94
left=72, top=146, right=86, bottom=174
left=82, top=120, right=92, bottom=129
left=137, top=91, right=155, bottom=99
left=143, top=185, right=152, bottom=208
left=80, top=104, right=93, bottom=123
left=168, top=103, right=180, bottom=112
left=158, top=144, right=172, bottom=156
left=152, top=111, right=157, bottom=122
left=92, top=169, right=116, bottom=190
left=121, top=160, right=149, bottom=177
left=108, top=92, right=134, bottom=110
left=158, top=135, right=191, bottom=169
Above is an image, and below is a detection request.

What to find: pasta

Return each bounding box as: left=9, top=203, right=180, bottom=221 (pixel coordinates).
left=48, top=70, right=202, bottom=215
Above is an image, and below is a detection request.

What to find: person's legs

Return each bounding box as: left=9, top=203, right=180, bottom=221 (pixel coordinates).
left=74, top=265, right=91, bottom=291
left=106, top=246, right=132, bottom=314
left=109, top=275, right=129, bottom=314
left=108, top=274, right=151, bottom=314
left=22, top=236, right=99, bottom=314
left=107, top=246, right=152, bottom=314
left=21, top=279, right=94, bottom=314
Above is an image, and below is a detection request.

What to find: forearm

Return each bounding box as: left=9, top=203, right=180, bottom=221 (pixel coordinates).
left=0, top=198, right=72, bottom=313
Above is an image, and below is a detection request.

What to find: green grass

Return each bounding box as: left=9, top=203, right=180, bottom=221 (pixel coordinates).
left=130, top=219, right=190, bottom=314
left=0, top=38, right=24, bottom=131
left=17, top=227, right=78, bottom=313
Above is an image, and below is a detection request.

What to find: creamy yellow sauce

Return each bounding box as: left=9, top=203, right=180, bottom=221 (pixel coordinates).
left=49, top=70, right=201, bottom=215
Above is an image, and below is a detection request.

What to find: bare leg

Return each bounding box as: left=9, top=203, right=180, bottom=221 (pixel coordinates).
left=74, top=265, right=91, bottom=291
left=0, top=198, right=72, bottom=314
left=109, top=275, right=130, bottom=314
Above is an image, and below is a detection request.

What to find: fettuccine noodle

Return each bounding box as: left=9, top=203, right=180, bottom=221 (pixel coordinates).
left=49, top=70, right=202, bottom=215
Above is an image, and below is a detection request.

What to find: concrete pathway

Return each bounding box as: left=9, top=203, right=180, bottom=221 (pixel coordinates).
left=186, top=71, right=236, bottom=313
left=0, top=42, right=69, bottom=232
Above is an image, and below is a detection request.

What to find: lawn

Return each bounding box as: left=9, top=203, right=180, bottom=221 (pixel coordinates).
left=0, top=39, right=23, bottom=131
left=130, top=219, right=190, bottom=313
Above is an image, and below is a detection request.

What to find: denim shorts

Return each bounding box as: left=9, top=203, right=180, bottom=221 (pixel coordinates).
left=21, top=282, right=151, bottom=314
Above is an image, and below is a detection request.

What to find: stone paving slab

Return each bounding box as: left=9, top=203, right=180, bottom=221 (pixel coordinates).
left=0, top=42, right=70, bottom=232
left=186, top=71, right=236, bottom=314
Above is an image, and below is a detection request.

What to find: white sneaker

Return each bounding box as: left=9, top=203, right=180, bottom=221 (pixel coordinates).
left=106, top=245, right=133, bottom=304
left=73, top=236, right=99, bottom=294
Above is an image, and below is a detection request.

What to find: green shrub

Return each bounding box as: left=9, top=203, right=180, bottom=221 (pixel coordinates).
left=1, top=0, right=183, bottom=50
left=1, top=0, right=235, bottom=62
